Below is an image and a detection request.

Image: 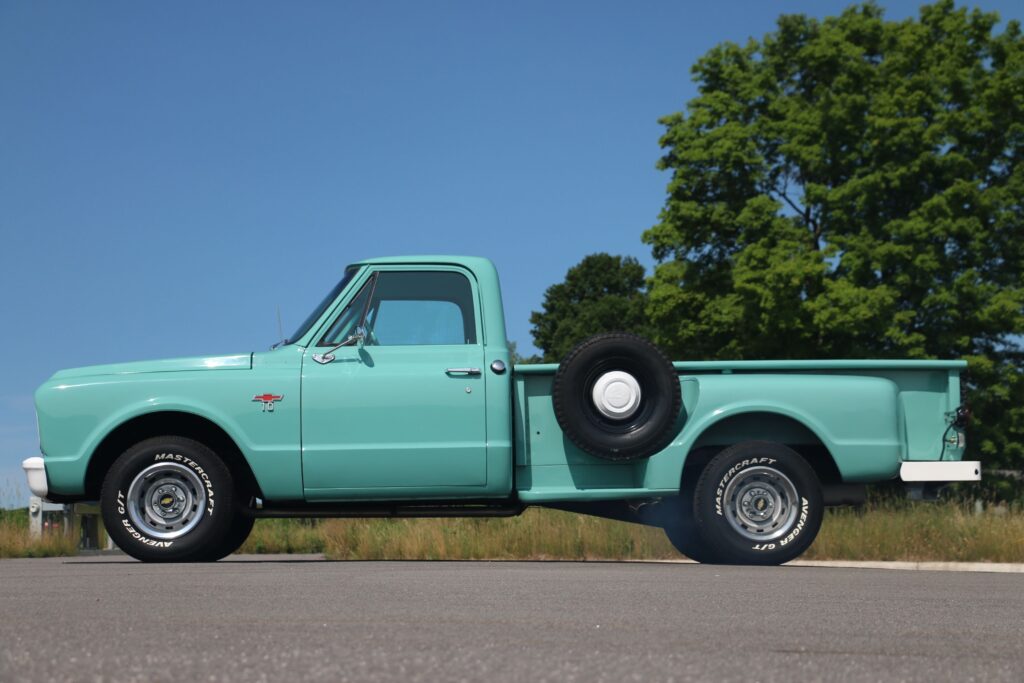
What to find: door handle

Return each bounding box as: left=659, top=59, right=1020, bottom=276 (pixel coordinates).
left=445, top=368, right=481, bottom=375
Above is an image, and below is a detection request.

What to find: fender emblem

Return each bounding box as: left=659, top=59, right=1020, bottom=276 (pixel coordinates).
left=253, top=393, right=284, bottom=412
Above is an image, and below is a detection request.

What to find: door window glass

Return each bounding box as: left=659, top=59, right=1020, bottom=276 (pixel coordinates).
left=365, top=271, right=477, bottom=345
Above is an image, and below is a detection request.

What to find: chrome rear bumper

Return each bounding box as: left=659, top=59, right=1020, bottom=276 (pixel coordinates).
left=900, top=461, right=981, bottom=482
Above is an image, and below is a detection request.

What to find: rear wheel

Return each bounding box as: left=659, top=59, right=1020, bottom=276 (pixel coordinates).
left=663, top=521, right=721, bottom=564
left=661, top=479, right=721, bottom=564
left=693, top=441, right=823, bottom=565
left=101, top=436, right=235, bottom=562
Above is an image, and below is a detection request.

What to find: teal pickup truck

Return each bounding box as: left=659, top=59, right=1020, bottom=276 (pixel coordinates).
left=24, top=256, right=979, bottom=564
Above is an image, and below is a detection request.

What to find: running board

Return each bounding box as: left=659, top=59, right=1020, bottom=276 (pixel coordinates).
left=252, top=500, right=524, bottom=519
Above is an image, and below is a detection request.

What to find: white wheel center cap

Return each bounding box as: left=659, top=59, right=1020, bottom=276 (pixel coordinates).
left=591, top=371, right=642, bottom=420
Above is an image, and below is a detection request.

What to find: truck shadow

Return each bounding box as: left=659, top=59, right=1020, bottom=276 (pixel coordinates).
left=62, top=556, right=701, bottom=565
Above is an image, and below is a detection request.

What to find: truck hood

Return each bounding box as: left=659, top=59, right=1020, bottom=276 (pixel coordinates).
left=50, top=353, right=253, bottom=380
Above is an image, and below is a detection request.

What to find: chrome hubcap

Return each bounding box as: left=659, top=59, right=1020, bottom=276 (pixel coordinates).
left=126, top=462, right=206, bottom=540
left=722, top=466, right=799, bottom=541
left=591, top=371, right=642, bottom=420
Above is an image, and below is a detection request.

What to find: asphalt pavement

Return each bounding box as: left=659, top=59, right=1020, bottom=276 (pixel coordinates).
left=1, top=555, right=1021, bottom=682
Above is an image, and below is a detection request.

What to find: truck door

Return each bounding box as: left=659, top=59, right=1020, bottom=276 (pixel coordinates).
left=300, top=267, right=488, bottom=499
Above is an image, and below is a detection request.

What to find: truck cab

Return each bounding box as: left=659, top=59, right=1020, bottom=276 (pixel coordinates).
left=297, top=257, right=514, bottom=500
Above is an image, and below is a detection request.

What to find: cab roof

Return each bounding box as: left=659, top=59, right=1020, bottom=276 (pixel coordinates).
left=352, top=255, right=497, bottom=271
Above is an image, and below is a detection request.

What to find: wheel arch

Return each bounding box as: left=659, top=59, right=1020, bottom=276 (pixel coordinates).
left=679, top=409, right=843, bottom=491
left=84, top=410, right=263, bottom=502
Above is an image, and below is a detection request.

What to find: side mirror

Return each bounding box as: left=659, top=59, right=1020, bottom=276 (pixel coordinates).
left=311, top=326, right=367, bottom=365
left=352, top=325, right=368, bottom=348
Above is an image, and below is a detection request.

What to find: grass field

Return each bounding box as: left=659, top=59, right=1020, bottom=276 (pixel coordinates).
left=0, top=508, right=79, bottom=559
left=2, top=502, right=1022, bottom=562
left=240, top=502, right=1024, bottom=563
left=803, top=502, right=1024, bottom=563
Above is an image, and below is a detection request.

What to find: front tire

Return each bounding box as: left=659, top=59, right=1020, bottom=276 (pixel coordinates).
left=101, top=436, right=236, bottom=562
left=693, top=442, right=823, bottom=565
left=201, top=510, right=255, bottom=561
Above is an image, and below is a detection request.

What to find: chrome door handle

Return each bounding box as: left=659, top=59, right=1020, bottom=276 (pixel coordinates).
left=445, top=367, right=481, bottom=375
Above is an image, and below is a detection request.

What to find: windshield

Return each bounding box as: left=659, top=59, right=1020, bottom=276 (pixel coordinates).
left=283, top=266, right=360, bottom=345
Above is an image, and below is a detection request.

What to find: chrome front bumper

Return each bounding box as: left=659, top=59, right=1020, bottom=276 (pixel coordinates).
left=22, top=457, right=49, bottom=498
left=900, top=460, right=981, bottom=482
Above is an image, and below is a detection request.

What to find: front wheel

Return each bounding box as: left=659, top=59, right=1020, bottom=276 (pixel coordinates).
left=201, top=509, right=255, bottom=561
left=100, top=436, right=236, bottom=562
left=693, top=442, right=823, bottom=565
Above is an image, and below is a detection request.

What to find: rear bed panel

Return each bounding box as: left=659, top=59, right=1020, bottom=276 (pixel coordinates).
left=512, top=360, right=965, bottom=500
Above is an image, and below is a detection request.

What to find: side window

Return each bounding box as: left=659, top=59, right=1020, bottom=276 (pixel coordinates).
left=365, top=271, right=477, bottom=346
left=320, top=278, right=374, bottom=346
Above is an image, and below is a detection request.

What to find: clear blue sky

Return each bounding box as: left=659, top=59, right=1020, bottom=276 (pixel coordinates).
left=1, top=1, right=1019, bottom=505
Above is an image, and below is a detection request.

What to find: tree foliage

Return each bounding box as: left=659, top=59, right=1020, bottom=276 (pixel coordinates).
left=529, top=254, right=649, bottom=362
left=508, top=340, right=541, bottom=365
left=644, top=0, right=1023, bottom=469
left=531, top=2, right=1023, bottom=471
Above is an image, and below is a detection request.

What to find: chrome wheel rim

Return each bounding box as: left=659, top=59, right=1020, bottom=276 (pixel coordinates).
left=722, top=465, right=799, bottom=542
left=126, top=462, right=207, bottom=540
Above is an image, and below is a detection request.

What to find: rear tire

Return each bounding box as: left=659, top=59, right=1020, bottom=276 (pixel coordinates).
left=101, top=436, right=235, bottom=562
left=664, top=523, right=721, bottom=564
left=661, top=478, right=722, bottom=564
left=693, top=441, right=823, bottom=565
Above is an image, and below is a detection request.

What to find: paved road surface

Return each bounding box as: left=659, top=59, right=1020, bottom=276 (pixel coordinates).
left=1, top=555, right=1021, bottom=682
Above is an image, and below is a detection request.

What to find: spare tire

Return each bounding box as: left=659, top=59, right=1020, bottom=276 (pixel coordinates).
left=552, top=333, right=682, bottom=461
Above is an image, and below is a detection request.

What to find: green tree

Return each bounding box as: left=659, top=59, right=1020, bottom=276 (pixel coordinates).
left=530, top=253, right=650, bottom=362
left=642, top=2, right=1023, bottom=469
left=507, top=340, right=541, bottom=365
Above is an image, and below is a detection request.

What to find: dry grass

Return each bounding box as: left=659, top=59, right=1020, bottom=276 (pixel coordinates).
left=241, top=510, right=678, bottom=560
left=319, top=508, right=678, bottom=561
left=0, top=511, right=79, bottom=559
left=5, top=501, right=1021, bottom=563
left=240, top=519, right=326, bottom=555
left=240, top=503, right=1024, bottom=563
left=805, top=502, right=1024, bottom=563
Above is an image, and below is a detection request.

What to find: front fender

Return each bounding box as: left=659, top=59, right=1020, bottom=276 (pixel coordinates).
left=37, top=367, right=302, bottom=499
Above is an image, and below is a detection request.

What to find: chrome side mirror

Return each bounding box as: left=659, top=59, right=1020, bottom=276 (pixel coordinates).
left=352, top=325, right=367, bottom=348
left=311, top=326, right=367, bottom=365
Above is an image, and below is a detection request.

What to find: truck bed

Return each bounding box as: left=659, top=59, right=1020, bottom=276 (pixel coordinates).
left=512, top=359, right=967, bottom=503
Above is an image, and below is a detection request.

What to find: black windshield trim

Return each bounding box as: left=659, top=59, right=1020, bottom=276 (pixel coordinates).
left=285, top=266, right=359, bottom=346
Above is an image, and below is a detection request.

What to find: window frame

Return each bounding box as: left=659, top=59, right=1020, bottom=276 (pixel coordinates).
left=315, top=274, right=379, bottom=348
left=314, top=266, right=482, bottom=349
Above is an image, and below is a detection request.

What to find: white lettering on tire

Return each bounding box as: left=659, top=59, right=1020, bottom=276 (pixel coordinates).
left=714, top=457, right=777, bottom=516
left=120, top=518, right=174, bottom=547
left=152, top=452, right=216, bottom=515
left=778, top=497, right=810, bottom=547
left=749, top=498, right=808, bottom=551
left=114, top=451, right=216, bottom=548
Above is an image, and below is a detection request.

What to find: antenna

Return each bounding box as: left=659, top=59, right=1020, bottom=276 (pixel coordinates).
left=276, top=305, right=284, bottom=342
